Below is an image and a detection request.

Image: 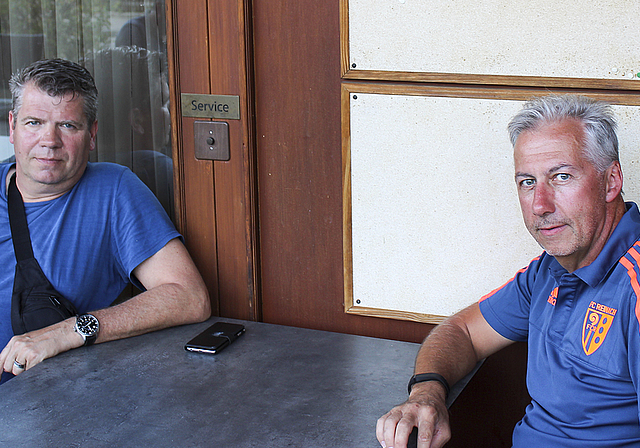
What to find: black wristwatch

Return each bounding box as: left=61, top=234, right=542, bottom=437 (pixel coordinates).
left=74, top=314, right=99, bottom=346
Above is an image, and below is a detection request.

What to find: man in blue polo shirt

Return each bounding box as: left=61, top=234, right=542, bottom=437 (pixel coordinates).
left=377, top=94, right=640, bottom=448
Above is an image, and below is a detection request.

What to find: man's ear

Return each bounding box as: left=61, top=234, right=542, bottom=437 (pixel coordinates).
left=8, top=110, right=14, bottom=144
left=605, top=161, right=623, bottom=203
left=89, top=120, right=98, bottom=151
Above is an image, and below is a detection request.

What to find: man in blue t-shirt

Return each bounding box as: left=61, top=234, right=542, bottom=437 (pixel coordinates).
left=377, top=95, right=640, bottom=448
left=0, top=59, right=210, bottom=383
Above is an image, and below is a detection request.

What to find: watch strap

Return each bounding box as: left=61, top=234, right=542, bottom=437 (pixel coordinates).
left=83, top=332, right=97, bottom=346
left=407, top=373, right=450, bottom=397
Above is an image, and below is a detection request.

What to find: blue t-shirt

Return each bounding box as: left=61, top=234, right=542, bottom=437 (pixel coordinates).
left=0, top=162, right=180, bottom=376
left=480, top=202, right=640, bottom=447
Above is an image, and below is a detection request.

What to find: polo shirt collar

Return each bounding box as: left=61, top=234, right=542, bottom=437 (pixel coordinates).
left=548, top=202, right=640, bottom=287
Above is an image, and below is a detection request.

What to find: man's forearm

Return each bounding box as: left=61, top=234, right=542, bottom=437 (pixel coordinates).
left=413, top=314, right=482, bottom=390
left=413, top=302, right=512, bottom=390
left=90, top=237, right=211, bottom=344
left=91, top=281, right=210, bottom=344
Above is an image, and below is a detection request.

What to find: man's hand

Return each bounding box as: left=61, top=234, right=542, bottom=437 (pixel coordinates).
left=0, top=317, right=83, bottom=376
left=376, top=381, right=451, bottom=448
left=375, top=303, right=514, bottom=448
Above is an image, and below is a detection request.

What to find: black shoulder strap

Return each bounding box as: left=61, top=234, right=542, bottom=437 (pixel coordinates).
left=8, top=172, right=79, bottom=336
left=8, top=173, right=35, bottom=261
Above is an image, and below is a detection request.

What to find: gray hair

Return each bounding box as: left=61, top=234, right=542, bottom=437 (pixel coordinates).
left=9, top=58, right=99, bottom=126
left=507, top=95, right=619, bottom=173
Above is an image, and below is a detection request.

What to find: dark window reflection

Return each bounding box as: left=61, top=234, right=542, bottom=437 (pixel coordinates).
left=0, top=0, right=174, bottom=220
left=85, top=46, right=174, bottom=219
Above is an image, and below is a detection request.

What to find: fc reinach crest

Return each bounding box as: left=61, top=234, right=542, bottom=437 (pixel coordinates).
left=582, top=301, right=617, bottom=356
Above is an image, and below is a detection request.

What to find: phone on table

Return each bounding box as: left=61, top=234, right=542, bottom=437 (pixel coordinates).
left=185, top=321, right=246, bottom=354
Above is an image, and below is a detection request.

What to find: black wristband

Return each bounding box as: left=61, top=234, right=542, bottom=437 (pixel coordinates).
left=407, top=373, right=450, bottom=397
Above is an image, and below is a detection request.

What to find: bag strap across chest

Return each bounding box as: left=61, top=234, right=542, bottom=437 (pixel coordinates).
left=8, top=173, right=34, bottom=261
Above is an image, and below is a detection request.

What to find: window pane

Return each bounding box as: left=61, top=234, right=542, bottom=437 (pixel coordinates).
left=0, top=0, right=174, bottom=219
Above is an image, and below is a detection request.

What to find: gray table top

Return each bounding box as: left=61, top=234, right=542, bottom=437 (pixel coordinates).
left=0, top=318, right=420, bottom=447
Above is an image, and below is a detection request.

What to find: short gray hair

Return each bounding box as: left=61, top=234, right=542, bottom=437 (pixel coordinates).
left=9, top=58, right=98, bottom=126
left=507, top=95, right=619, bottom=173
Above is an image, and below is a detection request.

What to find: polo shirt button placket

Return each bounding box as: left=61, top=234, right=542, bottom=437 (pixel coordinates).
left=548, top=274, right=580, bottom=340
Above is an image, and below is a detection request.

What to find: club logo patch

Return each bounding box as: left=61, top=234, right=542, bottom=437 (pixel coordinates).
left=582, top=301, right=617, bottom=356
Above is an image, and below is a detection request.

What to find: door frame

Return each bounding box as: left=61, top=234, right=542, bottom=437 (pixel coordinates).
left=165, top=0, right=259, bottom=321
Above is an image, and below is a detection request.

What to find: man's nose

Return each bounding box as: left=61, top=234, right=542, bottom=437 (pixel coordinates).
left=532, top=183, right=555, bottom=216
left=39, top=124, right=62, bottom=148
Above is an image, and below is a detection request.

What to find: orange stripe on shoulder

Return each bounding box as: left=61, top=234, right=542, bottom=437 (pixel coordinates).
left=619, top=242, right=640, bottom=332
left=479, top=255, right=541, bottom=302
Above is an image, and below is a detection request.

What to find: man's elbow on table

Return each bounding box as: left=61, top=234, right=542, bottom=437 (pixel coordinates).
left=165, top=259, right=212, bottom=324
left=186, top=280, right=212, bottom=323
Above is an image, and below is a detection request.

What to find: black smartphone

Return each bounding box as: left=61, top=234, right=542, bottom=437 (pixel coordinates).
left=185, top=321, right=246, bottom=354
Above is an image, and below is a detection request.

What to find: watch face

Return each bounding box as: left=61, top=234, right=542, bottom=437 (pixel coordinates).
left=77, top=314, right=99, bottom=335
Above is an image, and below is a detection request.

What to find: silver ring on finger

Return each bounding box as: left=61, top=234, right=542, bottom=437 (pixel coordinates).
left=13, top=360, right=25, bottom=370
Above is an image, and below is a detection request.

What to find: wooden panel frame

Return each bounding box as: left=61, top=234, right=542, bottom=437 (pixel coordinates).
left=339, top=0, right=640, bottom=91
left=166, top=0, right=258, bottom=321
left=166, top=0, right=220, bottom=315
left=208, top=0, right=259, bottom=321
left=342, top=82, right=640, bottom=323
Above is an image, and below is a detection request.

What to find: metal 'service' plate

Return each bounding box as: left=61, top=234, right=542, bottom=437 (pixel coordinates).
left=181, top=93, right=240, bottom=120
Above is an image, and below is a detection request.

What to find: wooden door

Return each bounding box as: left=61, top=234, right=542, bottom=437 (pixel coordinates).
left=167, top=0, right=258, bottom=321
left=251, top=1, right=432, bottom=340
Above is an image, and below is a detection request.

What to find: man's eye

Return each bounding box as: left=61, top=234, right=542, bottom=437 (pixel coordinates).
left=519, top=179, right=535, bottom=188
left=61, top=123, right=77, bottom=129
left=555, top=173, right=571, bottom=181
left=25, top=120, right=40, bottom=126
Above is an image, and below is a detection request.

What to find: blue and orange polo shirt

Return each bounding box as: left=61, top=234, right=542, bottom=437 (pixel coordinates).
left=479, top=202, right=640, bottom=447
